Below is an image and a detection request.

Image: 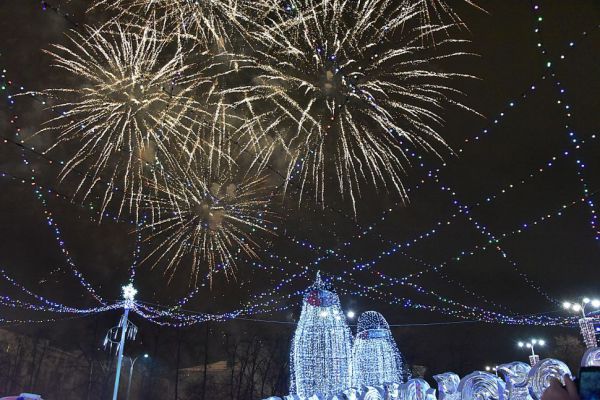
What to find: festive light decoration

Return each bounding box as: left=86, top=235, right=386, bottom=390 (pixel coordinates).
left=527, top=359, right=572, bottom=400
left=531, top=2, right=600, bottom=240
left=264, top=358, right=578, bottom=400
left=581, top=348, right=600, bottom=367
left=401, top=378, right=432, bottom=400
left=2, top=0, right=596, bottom=332
left=434, top=372, right=461, bottom=400
left=246, top=0, right=476, bottom=211
left=457, top=371, right=505, bottom=400
left=290, top=273, right=353, bottom=397
left=498, top=362, right=532, bottom=400
left=562, top=298, right=599, bottom=348
left=351, top=311, right=408, bottom=387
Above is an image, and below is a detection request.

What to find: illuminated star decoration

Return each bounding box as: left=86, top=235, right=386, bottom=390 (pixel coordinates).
left=122, top=283, right=138, bottom=302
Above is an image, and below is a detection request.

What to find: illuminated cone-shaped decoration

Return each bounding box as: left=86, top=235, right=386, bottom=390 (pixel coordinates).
left=290, top=273, right=353, bottom=397
left=579, top=317, right=598, bottom=349
left=351, top=311, right=407, bottom=387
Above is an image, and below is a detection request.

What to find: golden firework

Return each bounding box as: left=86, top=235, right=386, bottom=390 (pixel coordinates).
left=142, top=161, right=274, bottom=283
left=37, top=22, right=248, bottom=219
left=243, top=0, right=477, bottom=212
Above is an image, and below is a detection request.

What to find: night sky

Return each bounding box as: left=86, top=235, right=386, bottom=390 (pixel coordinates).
left=1, top=0, right=600, bottom=383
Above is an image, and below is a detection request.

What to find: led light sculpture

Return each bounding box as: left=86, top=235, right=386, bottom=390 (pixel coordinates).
left=290, top=273, right=353, bottom=397
left=581, top=347, right=600, bottom=367
left=498, top=362, right=532, bottom=400
left=433, top=372, right=460, bottom=400
left=351, top=311, right=407, bottom=387
left=527, top=359, right=572, bottom=400
left=579, top=318, right=598, bottom=349
left=458, top=371, right=506, bottom=400
left=400, top=378, right=431, bottom=400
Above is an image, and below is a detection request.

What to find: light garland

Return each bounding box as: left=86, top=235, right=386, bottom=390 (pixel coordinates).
left=290, top=273, right=353, bottom=397
left=351, top=311, right=409, bottom=387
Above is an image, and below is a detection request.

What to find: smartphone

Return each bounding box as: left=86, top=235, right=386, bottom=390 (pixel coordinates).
left=579, top=367, right=600, bottom=400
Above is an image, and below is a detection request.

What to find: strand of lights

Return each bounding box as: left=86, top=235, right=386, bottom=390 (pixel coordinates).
left=1, top=0, right=596, bottom=324
left=290, top=274, right=353, bottom=397
left=351, top=311, right=409, bottom=387
left=1, top=72, right=137, bottom=225
left=428, top=169, right=558, bottom=305
left=333, top=273, right=572, bottom=327
left=18, top=0, right=600, bottom=258
left=8, top=102, right=108, bottom=306
left=352, top=188, right=599, bottom=275
left=0, top=53, right=592, bottom=318
left=531, top=2, right=600, bottom=239
left=30, top=173, right=107, bottom=305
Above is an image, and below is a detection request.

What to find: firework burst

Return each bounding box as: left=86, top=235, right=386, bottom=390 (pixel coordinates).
left=92, top=0, right=261, bottom=50
left=142, top=162, right=274, bottom=283
left=37, top=22, right=248, bottom=219
left=244, top=1, right=477, bottom=212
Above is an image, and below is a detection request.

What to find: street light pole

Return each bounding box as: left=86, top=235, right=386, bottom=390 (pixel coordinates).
left=125, top=354, right=149, bottom=400
left=518, top=338, right=545, bottom=366
left=563, top=297, right=600, bottom=349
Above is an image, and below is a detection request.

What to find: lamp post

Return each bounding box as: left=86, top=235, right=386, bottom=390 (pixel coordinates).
left=485, top=365, right=499, bottom=376
left=563, top=297, right=599, bottom=349
left=518, top=338, right=545, bottom=366
left=125, top=353, right=149, bottom=400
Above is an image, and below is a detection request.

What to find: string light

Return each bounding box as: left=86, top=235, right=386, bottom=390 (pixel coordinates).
left=351, top=311, right=409, bottom=387
left=290, top=273, right=353, bottom=397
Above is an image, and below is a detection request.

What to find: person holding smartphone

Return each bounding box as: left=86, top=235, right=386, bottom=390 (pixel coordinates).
left=543, top=368, right=600, bottom=400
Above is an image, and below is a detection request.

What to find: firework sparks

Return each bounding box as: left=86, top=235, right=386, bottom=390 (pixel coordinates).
left=37, top=22, right=248, bottom=219
left=142, top=162, right=274, bottom=283
left=243, top=0, right=477, bottom=212
left=404, top=0, right=486, bottom=36
left=92, top=0, right=261, bottom=50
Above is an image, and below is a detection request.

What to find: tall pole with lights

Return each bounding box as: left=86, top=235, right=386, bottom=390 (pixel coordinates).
left=518, top=338, right=545, bottom=366
left=107, top=284, right=139, bottom=400
left=563, top=298, right=599, bottom=349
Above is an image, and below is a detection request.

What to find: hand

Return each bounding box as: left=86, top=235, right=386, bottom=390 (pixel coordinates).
left=541, top=375, right=580, bottom=400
